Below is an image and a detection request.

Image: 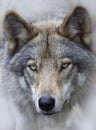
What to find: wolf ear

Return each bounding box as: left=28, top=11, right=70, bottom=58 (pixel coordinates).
left=4, top=11, right=38, bottom=53
left=59, top=6, right=91, bottom=48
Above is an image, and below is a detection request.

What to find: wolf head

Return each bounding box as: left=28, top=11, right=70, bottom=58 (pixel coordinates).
left=3, top=6, right=94, bottom=115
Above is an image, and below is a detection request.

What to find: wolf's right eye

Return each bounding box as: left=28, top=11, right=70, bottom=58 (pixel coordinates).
left=28, top=64, right=37, bottom=71
left=27, top=60, right=37, bottom=71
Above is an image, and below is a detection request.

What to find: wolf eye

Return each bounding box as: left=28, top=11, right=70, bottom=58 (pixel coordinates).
left=61, top=62, right=71, bottom=69
left=28, top=64, right=37, bottom=71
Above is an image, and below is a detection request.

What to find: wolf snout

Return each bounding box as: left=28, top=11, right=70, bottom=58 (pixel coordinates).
left=39, top=96, right=55, bottom=112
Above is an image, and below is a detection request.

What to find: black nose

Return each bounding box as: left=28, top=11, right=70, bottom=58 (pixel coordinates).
left=39, top=96, right=55, bottom=112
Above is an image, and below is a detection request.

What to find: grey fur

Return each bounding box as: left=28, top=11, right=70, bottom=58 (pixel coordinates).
left=0, top=3, right=96, bottom=130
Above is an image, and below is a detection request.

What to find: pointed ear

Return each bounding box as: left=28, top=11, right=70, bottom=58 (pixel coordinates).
left=4, top=11, right=38, bottom=53
left=59, top=6, right=91, bottom=48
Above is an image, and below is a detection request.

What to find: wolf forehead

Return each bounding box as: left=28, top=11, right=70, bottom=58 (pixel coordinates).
left=33, top=20, right=61, bottom=35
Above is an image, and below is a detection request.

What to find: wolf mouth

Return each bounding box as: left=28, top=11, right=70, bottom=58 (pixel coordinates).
left=41, top=111, right=57, bottom=116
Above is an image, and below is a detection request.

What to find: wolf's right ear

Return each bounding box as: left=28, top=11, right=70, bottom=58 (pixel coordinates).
left=4, top=11, right=38, bottom=53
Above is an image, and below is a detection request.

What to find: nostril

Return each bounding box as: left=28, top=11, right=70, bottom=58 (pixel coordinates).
left=39, top=96, right=55, bottom=112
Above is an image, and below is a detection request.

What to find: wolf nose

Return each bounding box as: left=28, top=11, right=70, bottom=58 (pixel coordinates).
left=39, top=96, right=55, bottom=112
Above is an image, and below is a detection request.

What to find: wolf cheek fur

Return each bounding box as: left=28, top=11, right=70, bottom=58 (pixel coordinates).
left=2, top=6, right=95, bottom=130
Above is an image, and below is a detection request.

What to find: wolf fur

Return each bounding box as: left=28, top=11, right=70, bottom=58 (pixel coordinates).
left=0, top=0, right=96, bottom=130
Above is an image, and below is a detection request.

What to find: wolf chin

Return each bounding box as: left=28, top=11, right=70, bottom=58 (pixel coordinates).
left=1, top=4, right=95, bottom=130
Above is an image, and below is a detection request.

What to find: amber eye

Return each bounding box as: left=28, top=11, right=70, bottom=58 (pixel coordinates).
left=28, top=64, right=37, bottom=71
left=61, top=62, right=71, bottom=69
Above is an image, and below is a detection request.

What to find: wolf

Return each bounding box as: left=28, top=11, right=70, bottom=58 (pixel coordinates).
left=0, top=1, right=96, bottom=130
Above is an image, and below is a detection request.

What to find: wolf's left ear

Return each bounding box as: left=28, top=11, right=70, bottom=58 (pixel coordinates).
left=4, top=11, right=38, bottom=53
left=59, top=6, right=91, bottom=48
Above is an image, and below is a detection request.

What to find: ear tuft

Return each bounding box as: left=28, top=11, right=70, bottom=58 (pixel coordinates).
left=59, top=6, right=91, bottom=48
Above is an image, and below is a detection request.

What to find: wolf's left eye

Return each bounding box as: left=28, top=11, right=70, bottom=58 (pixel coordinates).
left=61, top=62, right=72, bottom=69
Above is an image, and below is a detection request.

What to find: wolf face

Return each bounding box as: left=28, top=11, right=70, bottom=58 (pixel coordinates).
left=3, top=6, right=94, bottom=115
